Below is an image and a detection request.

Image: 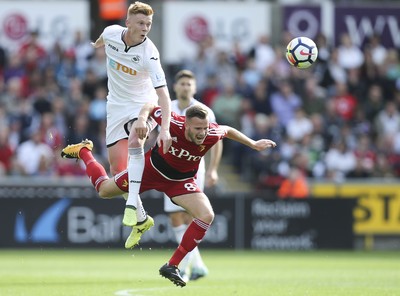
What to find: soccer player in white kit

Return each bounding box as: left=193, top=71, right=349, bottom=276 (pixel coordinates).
left=91, top=2, right=172, bottom=233
left=164, top=70, right=222, bottom=281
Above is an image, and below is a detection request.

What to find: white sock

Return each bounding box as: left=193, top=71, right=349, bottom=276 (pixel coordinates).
left=191, top=247, right=206, bottom=270
left=136, top=195, right=147, bottom=223
left=126, top=147, right=144, bottom=208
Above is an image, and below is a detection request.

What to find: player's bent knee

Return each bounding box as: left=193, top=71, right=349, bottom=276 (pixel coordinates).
left=199, top=211, right=214, bottom=224
left=98, top=190, right=112, bottom=199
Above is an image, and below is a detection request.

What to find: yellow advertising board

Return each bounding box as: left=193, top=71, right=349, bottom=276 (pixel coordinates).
left=311, top=183, right=400, bottom=234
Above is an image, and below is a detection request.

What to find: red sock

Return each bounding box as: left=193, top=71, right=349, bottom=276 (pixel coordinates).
left=168, top=218, right=210, bottom=267
left=80, top=148, right=109, bottom=191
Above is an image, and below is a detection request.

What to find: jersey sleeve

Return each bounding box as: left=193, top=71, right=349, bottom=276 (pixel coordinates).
left=144, top=43, right=167, bottom=88
left=102, top=25, right=121, bottom=42
left=208, top=122, right=227, bottom=140
left=150, top=106, right=162, bottom=125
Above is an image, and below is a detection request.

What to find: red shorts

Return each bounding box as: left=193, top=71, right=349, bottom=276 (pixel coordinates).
left=114, top=153, right=202, bottom=198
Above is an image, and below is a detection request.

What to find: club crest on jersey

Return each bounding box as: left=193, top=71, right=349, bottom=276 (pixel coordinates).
left=154, top=109, right=162, bottom=118
left=199, top=145, right=206, bottom=152
left=131, top=55, right=140, bottom=63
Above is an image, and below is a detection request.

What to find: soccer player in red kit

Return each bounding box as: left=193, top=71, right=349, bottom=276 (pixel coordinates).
left=61, top=103, right=276, bottom=287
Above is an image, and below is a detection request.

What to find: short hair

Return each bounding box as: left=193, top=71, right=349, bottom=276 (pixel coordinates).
left=185, top=105, right=208, bottom=121
left=128, top=1, right=153, bottom=16
left=174, top=69, right=195, bottom=83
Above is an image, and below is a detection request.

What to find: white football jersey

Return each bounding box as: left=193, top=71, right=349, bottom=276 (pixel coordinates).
left=102, top=25, right=167, bottom=105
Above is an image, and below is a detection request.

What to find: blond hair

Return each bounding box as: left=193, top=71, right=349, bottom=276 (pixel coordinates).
left=128, top=1, right=154, bottom=16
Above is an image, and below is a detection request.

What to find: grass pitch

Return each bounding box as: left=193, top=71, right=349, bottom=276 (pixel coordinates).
left=0, top=249, right=399, bottom=296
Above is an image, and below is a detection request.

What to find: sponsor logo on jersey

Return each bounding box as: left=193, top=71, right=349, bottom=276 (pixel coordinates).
left=109, top=59, right=137, bottom=76
left=199, top=145, right=206, bottom=152
left=131, top=55, right=140, bottom=63
left=169, top=146, right=202, bottom=161
left=107, top=43, right=119, bottom=52
left=150, top=56, right=158, bottom=60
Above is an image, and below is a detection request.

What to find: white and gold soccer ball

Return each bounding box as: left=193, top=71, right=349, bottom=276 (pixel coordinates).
left=286, top=37, right=318, bottom=69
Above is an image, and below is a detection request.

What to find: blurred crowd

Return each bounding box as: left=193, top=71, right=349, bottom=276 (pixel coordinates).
left=0, top=29, right=400, bottom=192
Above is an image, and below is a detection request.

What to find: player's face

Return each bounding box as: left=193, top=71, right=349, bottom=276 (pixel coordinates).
left=174, top=77, right=197, bottom=102
left=126, top=13, right=153, bottom=43
left=185, top=117, right=209, bottom=145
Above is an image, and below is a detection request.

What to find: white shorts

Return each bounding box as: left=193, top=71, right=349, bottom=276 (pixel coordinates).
left=106, top=102, right=157, bottom=146
left=163, top=159, right=206, bottom=213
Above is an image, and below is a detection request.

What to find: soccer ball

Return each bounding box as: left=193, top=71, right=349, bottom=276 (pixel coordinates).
left=286, top=37, right=318, bottom=69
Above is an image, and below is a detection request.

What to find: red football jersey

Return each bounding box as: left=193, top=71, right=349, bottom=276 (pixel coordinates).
left=150, top=106, right=226, bottom=177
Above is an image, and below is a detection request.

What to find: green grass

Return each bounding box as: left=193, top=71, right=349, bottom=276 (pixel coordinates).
left=0, top=249, right=399, bottom=296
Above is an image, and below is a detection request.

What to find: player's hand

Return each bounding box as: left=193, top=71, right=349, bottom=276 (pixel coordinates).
left=205, top=170, right=219, bottom=188
left=253, top=139, right=277, bottom=151
left=135, top=118, right=148, bottom=140
left=158, top=129, right=172, bottom=154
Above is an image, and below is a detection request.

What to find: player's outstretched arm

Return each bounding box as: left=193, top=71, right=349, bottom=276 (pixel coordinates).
left=91, top=35, right=105, bottom=48
left=206, top=140, right=223, bottom=187
left=222, top=125, right=277, bottom=151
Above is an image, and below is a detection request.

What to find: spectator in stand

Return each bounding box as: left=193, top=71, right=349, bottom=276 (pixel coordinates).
left=0, top=127, right=14, bottom=175
left=286, top=108, right=313, bottom=143
left=0, top=44, right=6, bottom=72
left=212, top=82, right=243, bottom=129
left=18, top=30, right=47, bottom=72
left=374, top=100, right=400, bottom=138
left=70, top=30, right=95, bottom=79
left=337, top=33, right=364, bottom=70
left=325, top=140, right=357, bottom=181
left=359, top=48, right=384, bottom=90
left=319, top=48, right=347, bottom=95
left=240, top=58, right=262, bottom=89
left=14, top=129, right=54, bottom=176
left=183, top=35, right=217, bottom=93
left=351, top=134, right=377, bottom=178
left=81, top=68, right=100, bottom=99
left=87, top=46, right=108, bottom=84
left=330, top=82, right=358, bottom=122
left=35, top=112, right=63, bottom=150
left=265, top=45, right=292, bottom=82
left=277, top=165, right=309, bottom=199
left=270, top=80, right=302, bottom=128
left=302, top=76, right=327, bottom=116
left=383, top=49, right=400, bottom=87
left=367, top=34, right=387, bottom=66
left=372, top=152, right=396, bottom=178
left=214, top=50, right=237, bottom=89
left=249, top=79, right=272, bottom=116
left=55, top=48, right=79, bottom=91
left=88, top=85, right=107, bottom=123
left=51, top=96, right=68, bottom=140
left=199, top=73, right=220, bottom=107
left=3, top=54, right=26, bottom=83
left=248, top=34, right=276, bottom=75
left=362, top=84, right=385, bottom=123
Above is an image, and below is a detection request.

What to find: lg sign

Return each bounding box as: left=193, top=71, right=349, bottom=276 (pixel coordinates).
left=3, top=14, right=28, bottom=40
left=185, top=16, right=209, bottom=42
